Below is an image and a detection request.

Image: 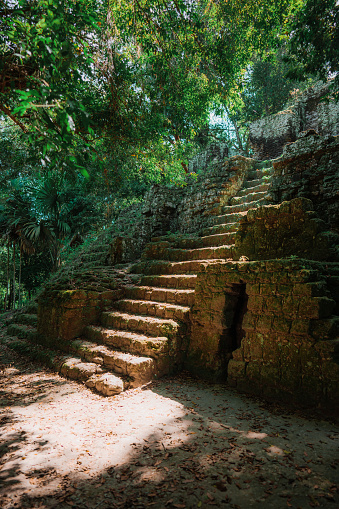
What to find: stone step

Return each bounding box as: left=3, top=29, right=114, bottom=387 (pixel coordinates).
left=209, top=211, right=247, bottom=227
left=237, top=182, right=271, bottom=197
left=220, top=197, right=269, bottom=214
left=85, top=325, right=170, bottom=358
left=201, top=222, right=238, bottom=236
left=78, top=261, right=107, bottom=269
left=173, top=245, right=234, bottom=261
left=2, top=334, right=131, bottom=396
left=80, top=251, right=108, bottom=261
left=255, top=159, right=275, bottom=169
left=247, top=168, right=274, bottom=180
left=151, top=235, right=177, bottom=243
left=140, top=274, right=197, bottom=289
left=221, top=202, right=252, bottom=214
left=59, top=355, right=105, bottom=381
left=325, top=265, right=339, bottom=277
left=69, top=340, right=155, bottom=387
left=85, top=373, right=125, bottom=396
left=162, top=232, right=236, bottom=250
left=7, top=323, right=38, bottom=341
left=15, top=313, right=37, bottom=327
left=59, top=356, right=125, bottom=395
left=101, top=310, right=180, bottom=337
left=125, top=285, right=195, bottom=306
left=194, top=232, right=236, bottom=248
left=114, top=299, right=191, bottom=322
left=143, top=244, right=233, bottom=262
left=242, top=178, right=263, bottom=188
left=230, top=190, right=268, bottom=205
left=132, top=258, right=227, bottom=276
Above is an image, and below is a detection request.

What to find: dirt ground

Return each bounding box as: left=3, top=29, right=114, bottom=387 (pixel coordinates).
left=0, top=344, right=338, bottom=509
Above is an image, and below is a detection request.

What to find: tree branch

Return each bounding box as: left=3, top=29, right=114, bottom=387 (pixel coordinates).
left=0, top=104, right=28, bottom=133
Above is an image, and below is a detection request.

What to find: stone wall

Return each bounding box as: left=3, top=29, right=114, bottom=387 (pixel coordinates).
left=188, top=142, right=229, bottom=174
left=37, top=288, right=122, bottom=347
left=141, top=184, right=182, bottom=239
left=187, top=259, right=339, bottom=414
left=177, top=156, right=254, bottom=234
left=234, top=197, right=339, bottom=262
left=249, top=82, right=339, bottom=160
left=142, top=156, right=254, bottom=237
left=271, top=135, right=339, bottom=230
left=249, top=108, right=299, bottom=160
left=33, top=126, right=339, bottom=415
left=228, top=260, right=339, bottom=413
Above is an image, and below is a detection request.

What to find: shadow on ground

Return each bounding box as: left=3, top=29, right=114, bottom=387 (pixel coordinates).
left=0, top=342, right=338, bottom=509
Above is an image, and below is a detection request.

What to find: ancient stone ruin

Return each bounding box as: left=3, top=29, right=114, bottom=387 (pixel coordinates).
left=5, top=93, right=339, bottom=419
left=249, top=81, right=339, bottom=160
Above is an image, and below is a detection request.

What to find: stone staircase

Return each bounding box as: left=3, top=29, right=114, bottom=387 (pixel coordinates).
left=4, top=163, right=275, bottom=395
left=6, top=302, right=39, bottom=343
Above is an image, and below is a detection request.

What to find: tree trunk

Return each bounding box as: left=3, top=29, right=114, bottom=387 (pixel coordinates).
left=4, top=237, right=9, bottom=310
left=233, top=118, right=244, bottom=154
left=18, top=245, right=22, bottom=308
left=8, top=280, right=13, bottom=310
left=13, top=242, right=16, bottom=310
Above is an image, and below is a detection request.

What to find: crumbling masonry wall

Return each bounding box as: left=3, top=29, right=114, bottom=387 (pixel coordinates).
left=234, top=197, right=339, bottom=262
left=107, top=156, right=251, bottom=263
left=249, top=82, right=339, bottom=160
left=131, top=155, right=254, bottom=242
left=271, top=135, right=339, bottom=230
left=186, top=195, right=339, bottom=415
left=188, top=260, right=339, bottom=413
left=35, top=121, right=339, bottom=414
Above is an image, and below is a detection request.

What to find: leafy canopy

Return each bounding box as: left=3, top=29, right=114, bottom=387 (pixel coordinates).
left=0, top=0, right=105, bottom=176
left=1, top=0, right=298, bottom=178
left=285, top=0, right=339, bottom=80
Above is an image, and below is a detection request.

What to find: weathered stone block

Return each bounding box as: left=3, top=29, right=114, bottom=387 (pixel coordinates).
left=279, top=341, right=302, bottom=391
left=277, top=284, right=293, bottom=295
left=271, top=317, right=291, bottom=333
left=250, top=81, right=339, bottom=160
left=310, top=317, right=339, bottom=341
left=259, top=283, right=276, bottom=295
left=246, top=283, right=260, bottom=295
left=227, top=360, right=247, bottom=385
left=234, top=197, right=339, bottom=262
left=293, top=281, right=328, bottom=297
left=231, top=348, right=244, bottom=362
left=260, top=364, right=280, bottom=389
left=272, top=134, right=339, bottom=229
left=262, top=338, right=280, bottom=362
left=290, top=319, right=310, bottom=336
left=298, top=296, right=336, bottom=319
left=246, top=361, right=262, bottom=384
left=256, top=315, right=273, bottom=331
left=264, top=295, right=283, bottom=314
left=242, top=312, right=257, bottom=331
left=247, top=295, right=264, bottom=313
left=37, top=289, right=120, bottom=344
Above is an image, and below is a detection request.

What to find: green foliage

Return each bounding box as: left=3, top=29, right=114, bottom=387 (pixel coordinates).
left=1, top=0, right=330, bottom=303
left=1, top=0, right=297, bottom=179
left=110, top=0, right=294, bottom=138
left=285, top=0, right=339, bottom=82
left=0, top=0, right=105, bottom=175
left=0, top=170, right=108, bottom=308
left=240, top=56, right=301, bottom=120
left=220, top=51, right=315, bottom=154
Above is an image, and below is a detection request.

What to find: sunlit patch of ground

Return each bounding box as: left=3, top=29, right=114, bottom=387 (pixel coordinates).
left=0, top=343, right=338, bottom=509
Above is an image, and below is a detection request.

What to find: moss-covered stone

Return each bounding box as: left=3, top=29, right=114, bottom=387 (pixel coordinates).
left=37, top=288, right=123, bottom=344
left=186, top=259, right=339, bottom=417
left=234, top=197, right=339, bottom=262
